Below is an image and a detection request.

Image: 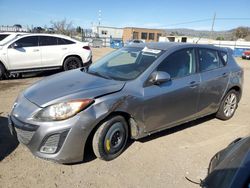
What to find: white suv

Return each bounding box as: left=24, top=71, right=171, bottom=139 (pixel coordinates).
left=0, top=33, right=92, bottom=79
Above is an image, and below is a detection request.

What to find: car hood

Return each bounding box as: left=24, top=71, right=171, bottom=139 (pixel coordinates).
left=203, top=137, right=250, bottom=188
left=24, top=69, right=125, bottom=107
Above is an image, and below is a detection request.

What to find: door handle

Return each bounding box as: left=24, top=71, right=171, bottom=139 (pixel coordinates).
left=33, top=49, right=39, bottom=52
left=189, top=81, right=199, bottom=88
left=222, top=72, right=229, bottom=77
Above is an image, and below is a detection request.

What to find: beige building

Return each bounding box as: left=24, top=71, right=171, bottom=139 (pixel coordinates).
left=123, top=27, right=166, bottom=42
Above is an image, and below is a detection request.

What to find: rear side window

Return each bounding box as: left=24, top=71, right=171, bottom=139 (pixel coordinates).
left=57, top=37, right=75, bottom=45
left=39, top=36, right=57, bottom=46
left=198, top=49, right=220, bottom=72
left=220, top=51, right=228, bottom=65
left=14, top=36, right=38, bottom=47
left=158, top=48, right=196, bottom=79
left=0, top=34, right=9, bottom=41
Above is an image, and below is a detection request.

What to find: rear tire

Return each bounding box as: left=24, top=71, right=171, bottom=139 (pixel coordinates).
left=63, top=56, right=82, bottom=71
left=0, top=64, right=6, bottom=80
left=216, top=90, right=239, bottom=120
left=92, top=116, right=128, bottom=161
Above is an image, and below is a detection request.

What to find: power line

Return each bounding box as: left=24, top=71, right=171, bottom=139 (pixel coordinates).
left=216, top=18, right=250, bottom=20
left=166, top=19, right=212, bottom=27
left=165, top=17, right=250, bottom=27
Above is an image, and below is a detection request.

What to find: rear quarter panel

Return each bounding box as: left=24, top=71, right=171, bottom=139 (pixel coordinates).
left=227, top=54, right=244, bottom=100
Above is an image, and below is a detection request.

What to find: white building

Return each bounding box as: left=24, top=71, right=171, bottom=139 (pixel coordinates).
left=92, top=26, right=123, bottom=39
left=159, top=36, right=250, bottom=56
left=0, top=25, right=28, bottom=32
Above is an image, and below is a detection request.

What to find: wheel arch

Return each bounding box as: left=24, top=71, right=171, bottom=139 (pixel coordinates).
left=0, top=60, right=8, bottom=79
left=227, top=85, right=242, bottom=101
left=83, top=111, right=134, bottom=159
left=62, top=54, right=83, bottom=66
left=0, top=60, right=8, bottom=71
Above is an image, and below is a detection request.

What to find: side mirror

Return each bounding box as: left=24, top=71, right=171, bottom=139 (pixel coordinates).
left=150, top=71, right=171, bottom=85
left=11, top=42, right=22, bottom=49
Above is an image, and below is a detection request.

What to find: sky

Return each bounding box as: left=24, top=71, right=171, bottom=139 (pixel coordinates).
left=0, top=0, right=249, bottom=31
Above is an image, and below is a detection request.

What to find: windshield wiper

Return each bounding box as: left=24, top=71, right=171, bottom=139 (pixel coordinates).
left=87, top=70, right=113, bottom=80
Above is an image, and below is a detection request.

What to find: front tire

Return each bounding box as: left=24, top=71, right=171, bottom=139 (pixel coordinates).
left=92, top=116, right=128, bottom=161
left=216, top=90, right=239, bottom=120
left=63, top=56, right=82, bottom=71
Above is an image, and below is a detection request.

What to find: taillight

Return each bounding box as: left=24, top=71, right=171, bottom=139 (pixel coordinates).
left=83, top=46, right=90, bottom=50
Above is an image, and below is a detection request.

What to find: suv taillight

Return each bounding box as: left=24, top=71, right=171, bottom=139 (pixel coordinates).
left=83, top=46, right=90, bottom=50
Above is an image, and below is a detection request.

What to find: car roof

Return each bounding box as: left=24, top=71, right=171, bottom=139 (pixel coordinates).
left=13, top=33, right=79, bottom=43
left=128, top=42, right=226, bottom=51
left=15, top=33, right=72, bottom=39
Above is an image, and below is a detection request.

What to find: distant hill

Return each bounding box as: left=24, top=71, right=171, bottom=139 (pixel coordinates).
left=165, top=28, right=233, bottom=40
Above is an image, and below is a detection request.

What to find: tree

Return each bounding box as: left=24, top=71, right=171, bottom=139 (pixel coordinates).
left=216, top=36, right=225, bottom=40
left=76, top=26, right=82, bottom=33
left=13, top=24, right=22, bottom=28
left=233, top=27, right=249, bottom=39
left=32, top=27, right=45, bottom=33
left=50, top=19, right=74, bottom=35
left=245, top=35, right=250, bottom=41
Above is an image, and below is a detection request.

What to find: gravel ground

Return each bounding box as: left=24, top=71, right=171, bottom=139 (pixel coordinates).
left=0, top=48, right=249, bottom=188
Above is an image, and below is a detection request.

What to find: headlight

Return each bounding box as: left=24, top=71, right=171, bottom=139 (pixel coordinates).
left=34, top=99, right=94, bottom=121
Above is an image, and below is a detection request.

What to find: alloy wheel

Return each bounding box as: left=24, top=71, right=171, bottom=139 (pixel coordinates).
left=223, top=93, right=237, bottom=117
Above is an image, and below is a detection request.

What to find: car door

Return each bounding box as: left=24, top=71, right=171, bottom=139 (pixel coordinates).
left=143, top=48, right=201, bottom=132
left=197, top=48, right=230, bottom=116
left=7, top=36, right=41, bottom=69
left=39, top=36, right=65, bottom=67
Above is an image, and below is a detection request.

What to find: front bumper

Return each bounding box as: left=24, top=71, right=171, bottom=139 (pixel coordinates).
left=9, top=95, right=98, bottom=163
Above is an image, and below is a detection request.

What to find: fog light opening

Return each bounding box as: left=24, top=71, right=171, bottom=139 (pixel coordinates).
left=40, top=134, right=60, bottom=154
left=40, top=146, right=57, bottom=154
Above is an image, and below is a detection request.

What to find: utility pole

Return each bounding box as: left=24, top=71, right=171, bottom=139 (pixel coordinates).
left=97, top=10, right=102, bottom=37
left=98, top=10, right=102, bottom=26
left=211, top=12, right=216, bottom=39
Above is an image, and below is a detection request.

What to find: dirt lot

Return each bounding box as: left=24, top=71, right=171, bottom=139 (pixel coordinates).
left=0, top=48, right=249, bottom=188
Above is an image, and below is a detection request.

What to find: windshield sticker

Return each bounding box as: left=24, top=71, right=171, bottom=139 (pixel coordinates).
left=142, top=47, right=161, bottom=54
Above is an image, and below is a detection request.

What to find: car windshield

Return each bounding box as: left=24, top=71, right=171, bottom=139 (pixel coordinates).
left=0, top=34, right=9, bottom=41
left=88, top=47, right=163, bottom=81
left=0, top=35, right=17, bottom=46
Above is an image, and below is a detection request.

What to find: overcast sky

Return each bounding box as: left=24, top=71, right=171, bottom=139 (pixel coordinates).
left=0, top=0, right=249, bottom=30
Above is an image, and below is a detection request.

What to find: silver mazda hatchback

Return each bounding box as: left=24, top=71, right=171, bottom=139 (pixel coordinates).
left=9, top=43, right=243, bottom=163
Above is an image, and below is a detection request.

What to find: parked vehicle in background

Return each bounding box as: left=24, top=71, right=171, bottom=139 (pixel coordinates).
left=124, top=39, right=144, bottom=46
left=0, top=34, right=92, bottom=79
left=9, top=43, right=243, bottom=163
left=0, top=32, right=26, bottom=45
left=242, top=50, right=250, bottom=60
left=91, top=38, right=103, bottom=48
left=202, top=136, right=250, bottom=188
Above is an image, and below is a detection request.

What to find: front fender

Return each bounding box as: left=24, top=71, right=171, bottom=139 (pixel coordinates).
left=86, top=92, right=145, bottom=140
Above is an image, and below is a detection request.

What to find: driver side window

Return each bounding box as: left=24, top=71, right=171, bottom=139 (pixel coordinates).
left=12, top=36, right=39, bottom=48
left=157, top=48, right=196, bottom=79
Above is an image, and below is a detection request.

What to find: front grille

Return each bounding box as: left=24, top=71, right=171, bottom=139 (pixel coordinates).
left=10, top=116, right=38, bottom=145
left=15, top=127, right=35, bottom=145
